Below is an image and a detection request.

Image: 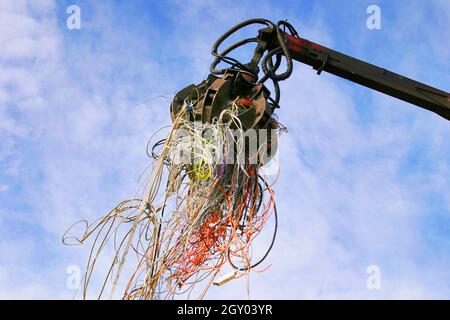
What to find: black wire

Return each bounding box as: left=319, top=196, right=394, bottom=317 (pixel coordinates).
left=209, top=18, right=300, bottom=110
left=210, top=37, right=259, bottom=76
left=210, top=19, right=274, bottom=76
left=227, top=174, right=277, bottom=271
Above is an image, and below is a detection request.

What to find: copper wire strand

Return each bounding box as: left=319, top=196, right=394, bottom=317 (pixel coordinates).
left=63, top=97, right=284, bottom=300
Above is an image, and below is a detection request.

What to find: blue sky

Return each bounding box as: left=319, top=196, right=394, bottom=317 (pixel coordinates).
left=0, top=0, right=449, bottom=299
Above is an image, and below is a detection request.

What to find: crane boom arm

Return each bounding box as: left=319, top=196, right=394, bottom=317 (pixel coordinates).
left=278, top=33, right=450, bottom=121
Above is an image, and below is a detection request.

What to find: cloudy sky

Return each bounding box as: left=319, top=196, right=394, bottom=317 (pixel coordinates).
left=0, top=0, right=449, bottom=299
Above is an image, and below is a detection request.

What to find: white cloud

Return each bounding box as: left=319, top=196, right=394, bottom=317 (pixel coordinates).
left=0, top=0, right=449, bottom=300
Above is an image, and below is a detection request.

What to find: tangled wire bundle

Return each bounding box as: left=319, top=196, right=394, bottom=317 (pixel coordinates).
left=63, top=98, right=285, bottom=300
left=63, top=18, right=296, bottom=300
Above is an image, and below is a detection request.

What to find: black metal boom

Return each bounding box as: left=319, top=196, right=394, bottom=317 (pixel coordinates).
left=281, top=34, right=450, bottom=121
